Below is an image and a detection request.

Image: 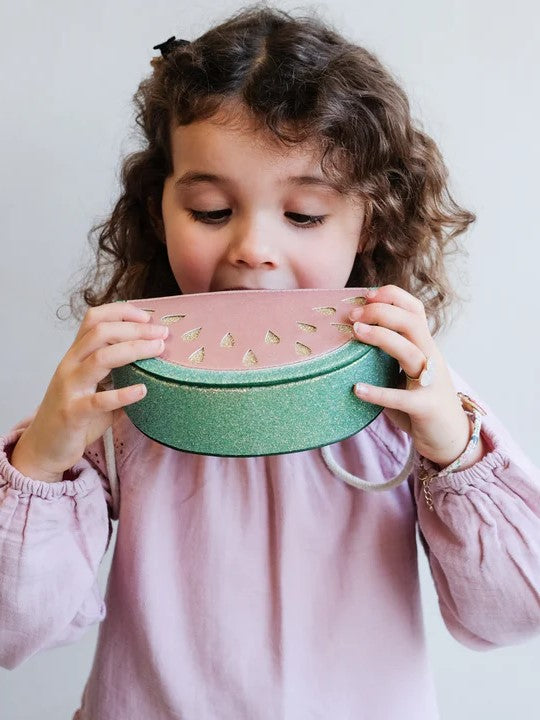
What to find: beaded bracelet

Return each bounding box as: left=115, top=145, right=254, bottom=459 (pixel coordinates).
left=419, top=392, right=487, bottom=511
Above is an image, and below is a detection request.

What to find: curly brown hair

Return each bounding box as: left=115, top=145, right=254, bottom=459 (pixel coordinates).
left=60, top=2, right=475, bottom=338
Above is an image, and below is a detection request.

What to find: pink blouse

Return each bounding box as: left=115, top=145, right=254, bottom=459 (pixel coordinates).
left=1, top=364, right=539, bottom=720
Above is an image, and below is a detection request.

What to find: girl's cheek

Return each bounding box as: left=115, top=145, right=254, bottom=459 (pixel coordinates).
left=167, top=244, right=217, bottom=294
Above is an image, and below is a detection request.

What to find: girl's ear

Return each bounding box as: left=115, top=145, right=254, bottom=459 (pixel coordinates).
left=147, top=195, right=166, bottom=244
left=356, top=197, right=371, bottom=255
left=357, top=229, right=369, bottom=255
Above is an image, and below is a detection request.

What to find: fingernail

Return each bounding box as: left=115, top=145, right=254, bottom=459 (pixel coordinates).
left=353, top=322, right=367, bottom=334
left=355, top=383, right=369, bottom=396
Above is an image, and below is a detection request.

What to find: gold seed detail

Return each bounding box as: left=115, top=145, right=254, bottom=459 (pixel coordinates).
left=182, top=327, right=202, bottom=341
left=189, top=347, right=205, bottom=363
left=220, top=333, right=235, bottom=347
left=342, top=296, right=368, bottom=306
left=265, top=330, right=280, bottom=344
left=297, top=322, right=317, bottom=333
left=295, top=342, right=312, bottom=356
left=313, top=306, right=336, bottom=316
left=161, top=314, right=186, bottom=324
left=331, top=322, right=355, bottom=336
left=243, top=349, right=258, bottom=365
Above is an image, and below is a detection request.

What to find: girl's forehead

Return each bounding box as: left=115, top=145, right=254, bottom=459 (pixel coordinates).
left=170, top=99, right=325, bottom=165
left=168, top=100, right=355, bottom=193
left=170, top=118, right=326, bottom=173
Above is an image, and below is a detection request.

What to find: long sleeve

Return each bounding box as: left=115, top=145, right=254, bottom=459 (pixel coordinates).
left=0, top=413, right=120, bottom=670
left=410, top=365, right=540, bottom=650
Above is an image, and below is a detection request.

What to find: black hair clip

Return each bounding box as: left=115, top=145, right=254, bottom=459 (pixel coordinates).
left=153, top=36, right=190, bottom=57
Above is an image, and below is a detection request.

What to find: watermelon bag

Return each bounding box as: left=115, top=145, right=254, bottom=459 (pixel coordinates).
left=111, top=288, right=407, bottom=465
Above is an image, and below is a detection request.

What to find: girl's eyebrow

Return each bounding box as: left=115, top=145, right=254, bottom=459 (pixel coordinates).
left=174, top=171, right=345, bottom=194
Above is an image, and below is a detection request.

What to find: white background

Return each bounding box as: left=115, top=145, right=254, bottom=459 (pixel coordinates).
left=1, top=1, right=539, bottom=718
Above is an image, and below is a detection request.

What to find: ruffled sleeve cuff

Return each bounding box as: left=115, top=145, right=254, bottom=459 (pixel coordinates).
left=0, top=428, right=102, bottom=500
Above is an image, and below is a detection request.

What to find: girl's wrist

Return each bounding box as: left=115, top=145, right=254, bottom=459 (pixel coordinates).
left=424, top=408, right=474, bottom=469
left=419, top=394, right=488, bottom=511
left=431, top=422, right=487, bottom=472
left=10, top=434, right=65, bottom=484
left=428, top=394, right=488, bottom=472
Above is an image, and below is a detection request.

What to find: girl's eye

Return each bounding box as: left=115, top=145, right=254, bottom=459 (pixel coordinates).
left=188, top=209, right=231, bottom=224
left=187, top=209, right=326, bottom=228
left=286, top=212, right=326, bottom=227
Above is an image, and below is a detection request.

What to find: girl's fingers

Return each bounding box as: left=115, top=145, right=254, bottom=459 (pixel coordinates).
left=355, top=284, right=426, bottom=317
left=73, top=302, right=152, bottom=344
left=353, top=322, right=428, bottom=380
left=77, top=337, right=167, bottom=387
left=63, top=338, right=165, bottom=424
left=353, top=380, right=425, bottom=416
left=69, top=319, right=169, bottom=364
left=68, top=383, right=148, bottom=425
left=351, top=304, right=431, bottom=348
left=349, top=301, right=432, bottom=350
left=58, top=302, right=169, bottom=420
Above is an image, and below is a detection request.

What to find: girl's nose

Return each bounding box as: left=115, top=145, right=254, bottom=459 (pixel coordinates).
left=226, top=226, right=279, bottom=269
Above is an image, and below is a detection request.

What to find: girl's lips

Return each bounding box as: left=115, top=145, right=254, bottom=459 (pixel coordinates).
left=222, top=286, right=266, bottom=291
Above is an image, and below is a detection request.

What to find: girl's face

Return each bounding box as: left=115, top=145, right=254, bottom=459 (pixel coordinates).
left=161, top=104, right=366, bottom=294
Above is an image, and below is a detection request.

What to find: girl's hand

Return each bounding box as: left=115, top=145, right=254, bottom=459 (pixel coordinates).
left=349, top=284, right=475, bottom=468
left=10, top=302, right=169, bottom=482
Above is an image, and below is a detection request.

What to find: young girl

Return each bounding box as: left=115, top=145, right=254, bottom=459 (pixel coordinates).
left=1, top=5, right=539, bottom=719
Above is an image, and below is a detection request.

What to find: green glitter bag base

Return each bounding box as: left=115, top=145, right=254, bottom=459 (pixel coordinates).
left=111, top=288, right=401, bottom=457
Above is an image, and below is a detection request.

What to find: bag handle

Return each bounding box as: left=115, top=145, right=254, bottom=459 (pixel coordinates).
left=103, top=426, right=120, bottom=517
left=319, top=442, right=415, bottom=491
